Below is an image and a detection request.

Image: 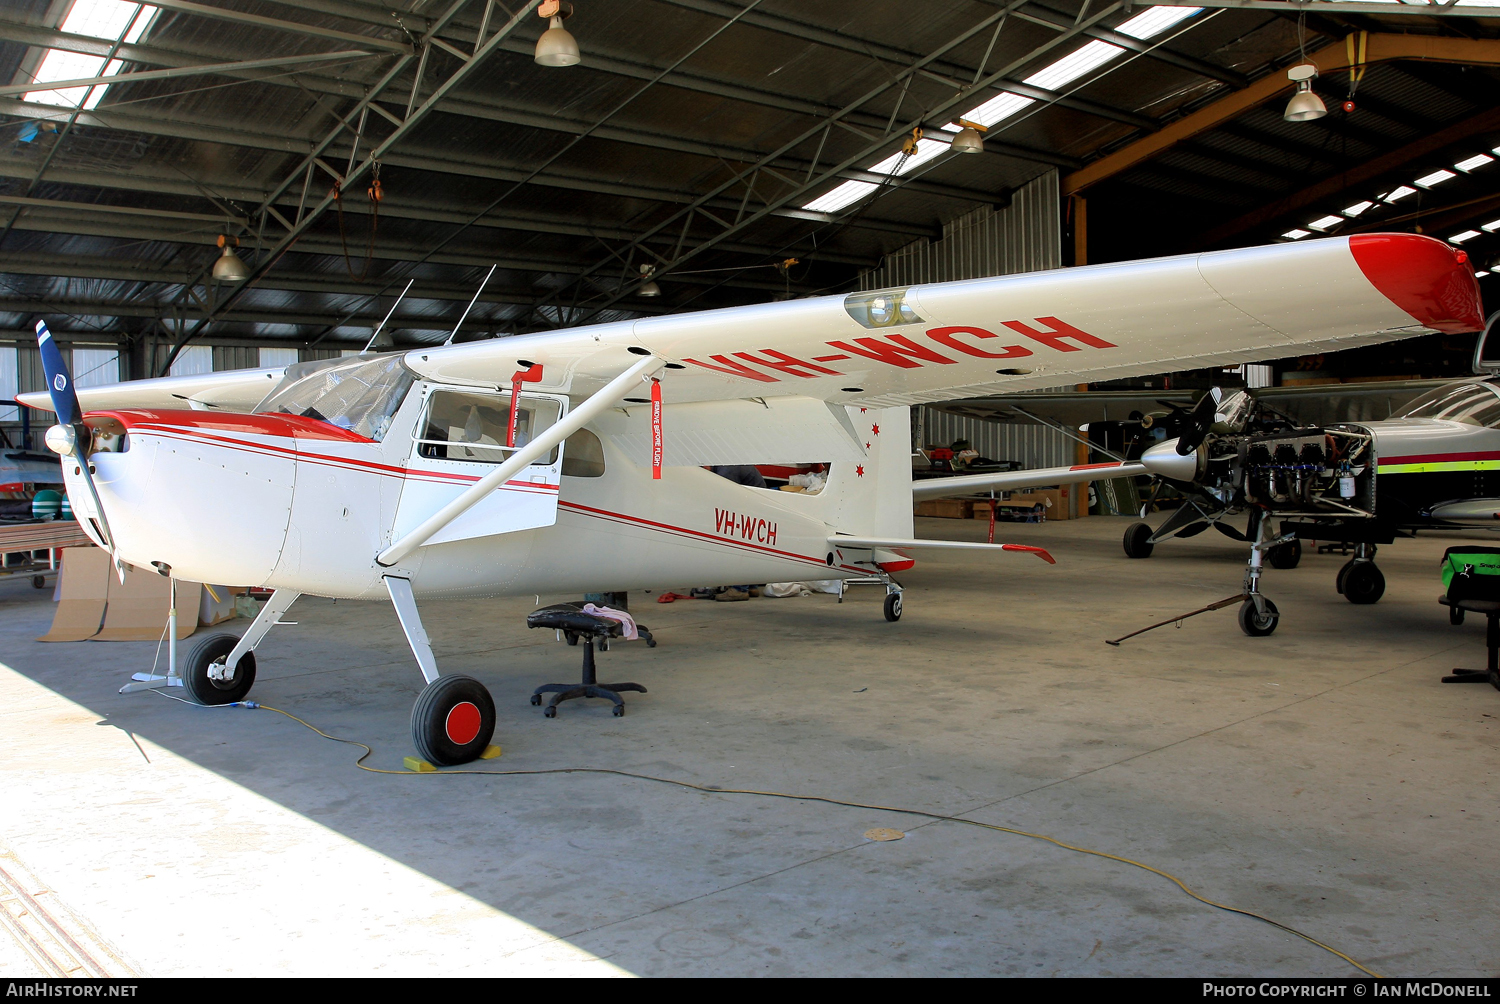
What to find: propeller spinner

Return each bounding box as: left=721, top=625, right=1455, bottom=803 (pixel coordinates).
left=35, top=320, right=117, bottom=553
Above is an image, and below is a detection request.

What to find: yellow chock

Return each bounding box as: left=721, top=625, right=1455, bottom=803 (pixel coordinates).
left=403, top=756, right=437, bottom=772
left=479, top=744, right=503, bottom=760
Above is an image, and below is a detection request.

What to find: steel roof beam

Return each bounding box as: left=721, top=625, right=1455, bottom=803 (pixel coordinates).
left=1149, top=0, right=1500, bottom=16
left=141, top=0, right=411, bottom=53
left=544, top=1, right=1129, bottom=323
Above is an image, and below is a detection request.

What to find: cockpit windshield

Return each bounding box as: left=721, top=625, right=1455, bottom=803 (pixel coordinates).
left=1395, top=382, right=1500, bottom=428
left=254, top=354, right=415, bottom=441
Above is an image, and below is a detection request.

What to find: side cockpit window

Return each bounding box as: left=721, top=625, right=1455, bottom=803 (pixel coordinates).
left=414, top=390, right=561, bottom=465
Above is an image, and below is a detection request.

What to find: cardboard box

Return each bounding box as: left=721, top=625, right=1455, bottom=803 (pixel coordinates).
left=914, top=499, right=973, bottom=519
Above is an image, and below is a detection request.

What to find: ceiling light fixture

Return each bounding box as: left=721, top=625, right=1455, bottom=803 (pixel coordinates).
left=949, top=119, right=986, bottom=154
left=212, top=234, right=250, bottom=282
left=1415, top=169, right=1455, bottom=188
left=637, top=264, right=661, bottom=297
left=534, top=0, right=579, bottom=67
left=1284, top=64, right=1326, bottom=122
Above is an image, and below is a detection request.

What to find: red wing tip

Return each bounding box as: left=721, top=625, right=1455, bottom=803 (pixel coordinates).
left=1349, top=232, right=1485, bottom=334
left=1001, top=544, right=1057, bottom=564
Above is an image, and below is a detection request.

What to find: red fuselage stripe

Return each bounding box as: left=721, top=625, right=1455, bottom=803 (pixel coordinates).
left=1378, top=450, right=1500, bottom=466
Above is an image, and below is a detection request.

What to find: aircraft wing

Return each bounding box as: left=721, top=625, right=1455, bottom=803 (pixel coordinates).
left=16, top=366, right=286, bottom=415
left=405, top=234, right=1480, bottom=408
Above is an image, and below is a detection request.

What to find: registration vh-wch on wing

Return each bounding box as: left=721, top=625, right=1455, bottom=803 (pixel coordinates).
left=18, top=232, right=1482, bottom=764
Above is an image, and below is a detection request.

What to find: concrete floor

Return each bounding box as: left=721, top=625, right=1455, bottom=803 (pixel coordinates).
left=1, top=514, right=1496, bottom=977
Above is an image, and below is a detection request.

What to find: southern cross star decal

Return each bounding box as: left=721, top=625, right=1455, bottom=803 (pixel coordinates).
left=871, top=423, right=880, bottom=435
left=855, top=465, right=866, bottom=477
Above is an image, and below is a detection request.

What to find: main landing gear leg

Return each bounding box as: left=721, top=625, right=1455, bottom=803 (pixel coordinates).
left=1238, top=511, right=1282, bottom=637
left=384, top=576, right=495, bottom=766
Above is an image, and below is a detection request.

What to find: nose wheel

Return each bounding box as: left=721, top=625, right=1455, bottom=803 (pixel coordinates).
left=883, top=590, right=902, bottom=622
left=412, top=674, right=496, bottom=766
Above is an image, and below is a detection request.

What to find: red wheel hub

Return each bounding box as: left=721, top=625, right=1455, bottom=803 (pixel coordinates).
left=444, top=701, right=482, bottom=745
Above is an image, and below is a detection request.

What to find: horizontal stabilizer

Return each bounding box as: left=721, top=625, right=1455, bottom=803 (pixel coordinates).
left=828, top=536, right=1056, bottom=564
left=911, top=461, right=1147, bottom=500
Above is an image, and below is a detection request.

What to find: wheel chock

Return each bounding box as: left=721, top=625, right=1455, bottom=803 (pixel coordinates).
left=479, top=744, right=503, bottom=760
left=403, top=756, right=437, bottom=772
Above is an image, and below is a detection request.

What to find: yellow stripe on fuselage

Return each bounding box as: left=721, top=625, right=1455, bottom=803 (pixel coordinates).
left=1377, top=460, right=1500, bottom=475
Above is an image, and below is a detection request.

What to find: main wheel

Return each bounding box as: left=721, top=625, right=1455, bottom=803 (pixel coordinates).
left=31, top=574, right=46, bottom=589
left=1267, top=539, right=1301, bottom=570
left=412, top=674, right=496, bottom=766
left=1238, top=597, right=1280, bottom=637
left=1342, top=562, right=1385, bottom=605
left=883, top=592, right=902, bottom=622
left=182, top=632, right=256, bottom=705
left=1122, top=522, right=1154, bottom=559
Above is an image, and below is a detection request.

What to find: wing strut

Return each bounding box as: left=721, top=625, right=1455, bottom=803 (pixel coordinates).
left=376, top=353, right=664, bottom=567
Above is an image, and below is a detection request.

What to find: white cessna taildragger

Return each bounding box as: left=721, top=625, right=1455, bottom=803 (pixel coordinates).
left=20, top=233, right=1482, bottom=764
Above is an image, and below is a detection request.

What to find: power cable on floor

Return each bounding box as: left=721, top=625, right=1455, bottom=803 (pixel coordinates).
left=160, top=694, right=1383, bottom=977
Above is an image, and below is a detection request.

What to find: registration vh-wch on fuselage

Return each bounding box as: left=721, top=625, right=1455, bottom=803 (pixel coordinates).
left=21, top=232, right=1482, bottom=764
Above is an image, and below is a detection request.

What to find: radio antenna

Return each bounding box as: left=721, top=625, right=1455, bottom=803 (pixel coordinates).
left=444, top=264, right=497, bottom=346
left=363, top=278, right=415, bottom=353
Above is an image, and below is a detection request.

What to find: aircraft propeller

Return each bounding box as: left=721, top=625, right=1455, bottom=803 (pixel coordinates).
left=1174, top=388, right=1222, bottom=456
left=35, top=320, right=118, bottom=556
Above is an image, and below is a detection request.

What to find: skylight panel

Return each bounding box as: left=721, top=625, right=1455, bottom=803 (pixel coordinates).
left=1282, top=229, right=1311, bottom=240
left=1450, top=230, right=1482, bottom=244
left=1023, top=39, right=1123, bottom=91
left=1477, top=271, right=1492, bottom=278
left=963, top=91, right=1035, bottom=129
left=1115, top=6, right=1203, bottom=39
left=803, top=180, right=877, bottom=214
left=1414, top=169, right=1455, bottom=188
left=1481, top=219, right=1500, bottom=232
left=1343, top=201, right=1373, bottom=217
left=1384, top=186, right=1417, bottom=202
left=1455, top=153, right=1494, bottom=172
left=1307, top=215, right=1343, bottom=231
left=23, top=2, right=156, bottom=109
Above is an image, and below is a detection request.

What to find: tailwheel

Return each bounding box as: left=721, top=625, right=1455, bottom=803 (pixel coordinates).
left=183, top=632, right=256, bottom=705
left=1238, top=597, right=1280, bottom=637
left=1122, top=522, right=1154, bottom=559
left=1342, top=562, right=1385, bottom=605
left=883, top=592, right=902, bottom=622
left=412, top=674, right=495, bottom=766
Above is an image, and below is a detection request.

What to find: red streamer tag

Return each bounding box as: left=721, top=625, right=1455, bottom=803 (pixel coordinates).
left=506, top=374, right=523, bottom=448
left=650, top=378, right=663, bottom=480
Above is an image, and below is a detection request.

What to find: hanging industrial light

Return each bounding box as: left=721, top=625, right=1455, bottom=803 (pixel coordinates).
left=950, top=119, right=986, bottom=155
left=212, top=234, right=251, bottom=282
left=637, top=263, right=661, bottom=297
left=1284, top=64, right=1327, bottom=122
left=534, top=0, right=580, bottom=67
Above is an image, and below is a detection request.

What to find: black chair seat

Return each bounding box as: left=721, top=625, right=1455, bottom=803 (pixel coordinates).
left=526, top=603, right=624, bottom=639
left=1440, top=596, right=1500, bottom=615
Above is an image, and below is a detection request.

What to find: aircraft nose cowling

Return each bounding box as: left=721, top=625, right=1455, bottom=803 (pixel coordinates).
left=1349, top=233, right=1484, bottom=334
left=1140, top=439, right=1204, bottom=482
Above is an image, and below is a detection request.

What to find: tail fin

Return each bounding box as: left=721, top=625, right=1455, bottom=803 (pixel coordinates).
left=813, top=405, right=913, bottom=539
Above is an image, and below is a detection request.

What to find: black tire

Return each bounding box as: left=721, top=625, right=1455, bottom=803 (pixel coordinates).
left=1267, top=539, right=1302, bottom=570
left=182, top=632, right=256, bottom=705
left=411, top=674, right=496, bottom=766
left=612, top=705, right=624, bottom=717
left=1450, top=605, right=1465, bottom=626
left=1336, top=559, right=1352, bottom=595
left=883, top=592, right=902, bottom=622
left=1238, top=597, right=1280, bottom=637
left=1123, top=522, right=1154, bottom=559
left=31, top=574, right=46, bottom=589
left=1343, top=562, right=1385, bottom=605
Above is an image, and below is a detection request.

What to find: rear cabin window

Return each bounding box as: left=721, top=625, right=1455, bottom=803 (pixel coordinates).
left=561, top=429, right=605, bottom=477
left=415, top=390, right=560, bottom=465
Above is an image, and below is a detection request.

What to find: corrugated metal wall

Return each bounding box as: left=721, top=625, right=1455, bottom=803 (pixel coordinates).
left=865, top=171, right=1070, bottom=466
left=920, top=408, right=1074, bottom=469
left=857, top=171, right=1061, bottom=290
